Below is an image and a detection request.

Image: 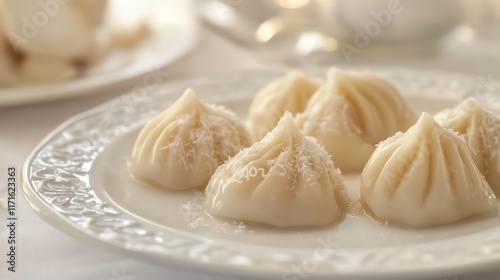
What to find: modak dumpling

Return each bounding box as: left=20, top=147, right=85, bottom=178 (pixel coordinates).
left=130, top=89, right=251, bottom=191
left=296, top=68, right=416, bottom=173
left=435, top=97, right=500, bottom=196
left=361, top=113, right=497, bottom=228
left=0, top=0, right=107, bottom=85
left=247, top=70, right=320, bottom=140
left=3, top=0, right=107, bottom=59
left=205, top=112, right=348, bottom=227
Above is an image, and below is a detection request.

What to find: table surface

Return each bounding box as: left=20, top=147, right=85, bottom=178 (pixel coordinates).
left=2, top=24, right=500, bottom=280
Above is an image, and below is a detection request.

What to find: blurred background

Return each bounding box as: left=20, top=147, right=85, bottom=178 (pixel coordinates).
left=3, top=1, right=500, bottom=280
left=1, top=0, right=500, bottom=96
left=197, top=0, right=500, bottom=72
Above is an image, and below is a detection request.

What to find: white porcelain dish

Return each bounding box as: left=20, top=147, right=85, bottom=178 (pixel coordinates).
left=0, top=0, right=197, bottom=107
left=23, top=67, right=500, bottom=280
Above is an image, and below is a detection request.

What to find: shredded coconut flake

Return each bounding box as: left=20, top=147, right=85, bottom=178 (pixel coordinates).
left=179, top=191, right=248, bottom=234
left=478, top=111, right=500, bottom=171
left=235, top=113, right=343, bottom=195
left=158, top=103, right=250, bottom=172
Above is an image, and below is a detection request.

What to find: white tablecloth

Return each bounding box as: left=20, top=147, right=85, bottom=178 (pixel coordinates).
left=1, top=25, right=500, bottom=280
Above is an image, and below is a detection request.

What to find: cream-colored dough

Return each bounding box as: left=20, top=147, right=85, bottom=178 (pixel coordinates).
left=296, top=68, right=416, bottom=173
left=435, top=97, right=500, bottom=196
left=361, top=112, right=497, bottom=228
left=130, top=89, right=251, bottom=191
left=247, top=70, right=320, bottom=141
left=205, top=112, right=348, bottom=227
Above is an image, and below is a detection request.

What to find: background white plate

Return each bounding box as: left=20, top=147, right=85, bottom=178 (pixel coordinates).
left=23, top=67, right=500, bottom=280
left=0, top=0, right=197, bottom=107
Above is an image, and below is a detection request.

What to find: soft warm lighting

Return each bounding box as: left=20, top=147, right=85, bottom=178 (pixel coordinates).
left=295, top=32, right=338, bottom=55
left=276, top=0, right=310, bottom=9
left=255, top=17, right=284, bottom=43
left=106, top=0, right=149, bottom=29
left=454, top=25, right=476, bottom=43
left=322, top=36, right=339, bottom=52
left=210, top=1, right=237, bottom=25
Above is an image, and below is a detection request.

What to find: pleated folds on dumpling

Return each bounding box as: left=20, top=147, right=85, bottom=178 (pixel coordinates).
left=296, top=68, right=416, bottom=173
left=247, top=70, right=320, bottom=140
left=435, top=97, right=500, bottom=196
left=205, top=112, right=348, bottom=227
left=130, top=89, right=251, bottom=190
left=361, top=113, right=497, bottom=228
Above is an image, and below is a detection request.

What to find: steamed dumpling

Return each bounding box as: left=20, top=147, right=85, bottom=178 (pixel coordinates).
left=435, top=98, right=500, bottom=196
left=205, top=112, right=348, bottom=227
left=130, top=89, right=251, bottom=191
left=0, top=0, right=108, bottom=85
left=296, top=89, right=376, bottom=173
left=247, top=70, right=320, bottom=140
left=361, top=113, right=497, bottom=228
left=296, top=68, right=416, bottom=173
left=3, top=0, right=107, bottom=59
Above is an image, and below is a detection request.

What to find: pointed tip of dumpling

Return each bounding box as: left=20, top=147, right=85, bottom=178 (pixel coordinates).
left=416, top=112, right=439, bottom=127
left=261, top=111, right=303, bottom=142
left=321, top=67, right=346, bottom=94
left=282, top=111, right=294, bottom=119
left=436, top=98, right=477, bottom=124
left=409, top=112, right=449, bottom=138
left=325, top=67, right=362, bottom=87
left=463, top=96, right=480, bottom=103
left=418, top=111, right=434, bottom=120
left=276, top=111, right=295, bottom=128
left=461, top=96, right=481, bottom=109
left=182, top=87, right=199, bottom=99
left=436, top=97, right=489, bottom=125
left=177, top=88, right=202, bottom=106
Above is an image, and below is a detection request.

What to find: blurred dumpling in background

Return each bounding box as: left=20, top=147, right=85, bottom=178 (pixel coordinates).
left=435, top=97, right=500, bottom=196
left=130, top=89, right=251, bottom=191
left=247, top=70, right=320, bottom=141
left=102, top=0, right=151, bottom=49
left=0, top=0, right=152, bottom=86
left=361, top=113, right=497, bottom=228
left=206, top=112, right=348, bottom=227
left=296, top=68, right=416, bottom=173
left=296, top=85, right=375, bottom=173
left=0, top=0, right=108, bottom=85
left=3, top=0, right=107, bottom=59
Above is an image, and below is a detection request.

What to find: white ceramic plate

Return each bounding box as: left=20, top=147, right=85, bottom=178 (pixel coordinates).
left=0, top=0, right=197, bottom=107
left=23, top=67, right=500, bottom=280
